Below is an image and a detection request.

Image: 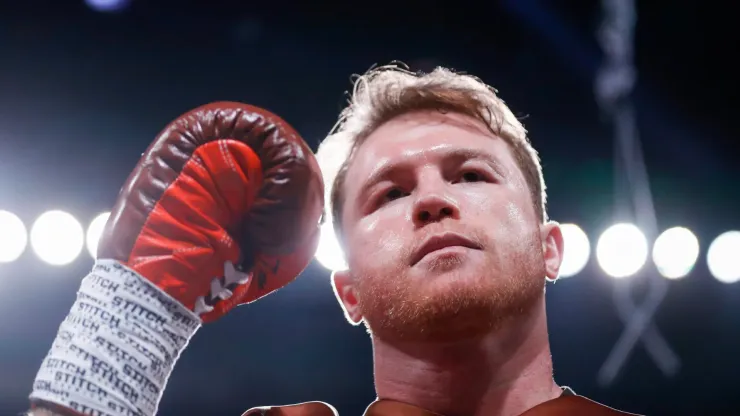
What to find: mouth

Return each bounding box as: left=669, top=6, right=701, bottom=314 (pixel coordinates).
left=411, top=232, right=482, bottom=265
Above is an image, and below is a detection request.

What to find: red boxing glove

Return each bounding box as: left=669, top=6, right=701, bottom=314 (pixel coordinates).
left=99, top=101, right=323, bottom=321
left=29, top=102, right=324, bottom=416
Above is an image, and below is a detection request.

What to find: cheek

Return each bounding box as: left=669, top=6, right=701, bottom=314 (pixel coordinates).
left=467, top=188, right=534, bottom=238
left=466, top=187, right=520, bottom=221
left=466, top=187, right=500, bottom=214
left=499, top=201, right=543, bottom=261
left=505, top=201, right=528, bottom=228
left=348, top=205, right=409, bottom=264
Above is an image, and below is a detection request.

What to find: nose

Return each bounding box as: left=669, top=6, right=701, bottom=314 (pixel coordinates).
left=412, top=191, right=460, bottom=226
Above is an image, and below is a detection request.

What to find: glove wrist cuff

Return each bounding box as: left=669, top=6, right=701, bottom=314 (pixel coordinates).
left=30, top=260, right=202, bottom=416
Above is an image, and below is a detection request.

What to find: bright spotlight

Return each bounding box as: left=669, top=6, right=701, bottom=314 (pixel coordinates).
left=0, top=210, right=27, bottom=263
left=596, top=223, right=648, bottom=278
left=315, top=221, right=348, bottom=272
left=86, top=212, right=111, bottom=259
left=559, top=223, right=590, bottom=278
left=85, top=0, right=131, bottom=13
left=652, top=227, right=699, bottom=279
left=707, top=231, right=740, bottom=284
left=30, top=210, right=84, bottom=266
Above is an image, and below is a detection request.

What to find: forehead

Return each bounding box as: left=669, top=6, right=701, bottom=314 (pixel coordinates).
left=345, top=111, right=517, bottom=185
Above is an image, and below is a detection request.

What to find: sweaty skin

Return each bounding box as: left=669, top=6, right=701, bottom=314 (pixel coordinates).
left=332, top=110, right=565, bottom=416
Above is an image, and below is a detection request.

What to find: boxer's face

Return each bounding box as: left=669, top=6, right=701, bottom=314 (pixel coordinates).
left=333, top=111, right=563, bottom=343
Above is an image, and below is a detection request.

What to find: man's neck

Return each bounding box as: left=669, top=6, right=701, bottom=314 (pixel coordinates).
left=372, top=299, right=561, bottom=416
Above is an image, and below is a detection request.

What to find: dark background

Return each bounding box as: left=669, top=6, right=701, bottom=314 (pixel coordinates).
left=1, top=1, right=738, bottom=415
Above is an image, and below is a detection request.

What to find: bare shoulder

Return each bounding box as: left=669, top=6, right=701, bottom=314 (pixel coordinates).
left=521, top=395, right=643, bottom=416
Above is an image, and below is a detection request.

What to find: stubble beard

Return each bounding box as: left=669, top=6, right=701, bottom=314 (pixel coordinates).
left=356, top=234, right=546, bottom=344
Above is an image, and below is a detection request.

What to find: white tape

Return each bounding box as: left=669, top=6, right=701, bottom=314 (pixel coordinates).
left=30, top=260, right=202, bottom=416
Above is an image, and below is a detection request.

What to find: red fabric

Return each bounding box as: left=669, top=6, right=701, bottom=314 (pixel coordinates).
left=127, top=139, right=261, bottom=316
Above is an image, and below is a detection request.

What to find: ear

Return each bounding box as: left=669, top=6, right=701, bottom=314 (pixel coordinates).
left=331, top=269, right=363, bottom=325
left=541, top=221, right=565, bottom=282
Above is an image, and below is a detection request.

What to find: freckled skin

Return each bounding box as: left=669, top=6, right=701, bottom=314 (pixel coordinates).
left=338, top=111, right=553, bottom=343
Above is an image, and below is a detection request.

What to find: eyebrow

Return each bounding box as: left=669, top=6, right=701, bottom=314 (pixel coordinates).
left=357, top=148, right=505, bottom=200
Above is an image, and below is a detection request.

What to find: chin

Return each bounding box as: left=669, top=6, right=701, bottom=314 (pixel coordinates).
left=363, top=271, right=544, bottom=344
left=421, top=264, right=498, bottom=297
left=368, top=302, right=503, bottom=344
left=415, top=250, right=491, bottom=278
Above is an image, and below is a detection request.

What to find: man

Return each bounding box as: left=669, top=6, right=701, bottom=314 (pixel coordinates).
left=27, top=65, right=638, bottom=416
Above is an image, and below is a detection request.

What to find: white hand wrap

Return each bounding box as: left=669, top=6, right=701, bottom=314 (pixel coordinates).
left=29, top=260, right=202, bottom=416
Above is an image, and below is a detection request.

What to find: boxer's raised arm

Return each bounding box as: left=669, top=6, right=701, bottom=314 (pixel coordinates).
left=26, top=102, right=324, bottom=416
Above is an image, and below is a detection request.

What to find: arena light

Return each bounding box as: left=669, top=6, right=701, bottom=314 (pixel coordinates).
left=315, top=221, right=348, bottom=272
left=707, top=231, right=740, bottom=284
left=0, top=210, right=27, bottom=263
left=596, top=223, right=648, bottom=279
left=85, top=0, right=130, bottom=13
left=652, top=227, right=700, bottom=280
left=558, top=223, right=590, bottom=278
left=86, top=212, right=111, bottom=259
left=30, top=210, right=84, bottom=266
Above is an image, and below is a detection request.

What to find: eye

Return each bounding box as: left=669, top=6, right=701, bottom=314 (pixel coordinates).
left=367, top=186, right=409, bottom=213
left=460, top=170, right=484, bottom=183
left=384, top=187, right=406, bottom=201
left=373, top=187, right=408, bottom=209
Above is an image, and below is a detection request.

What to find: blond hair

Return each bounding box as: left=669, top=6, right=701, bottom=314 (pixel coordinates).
left=316, top=63, right=547, bottom=248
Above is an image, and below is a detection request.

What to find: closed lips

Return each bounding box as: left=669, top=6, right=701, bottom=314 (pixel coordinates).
left=411, top=233, right=481, bottom=265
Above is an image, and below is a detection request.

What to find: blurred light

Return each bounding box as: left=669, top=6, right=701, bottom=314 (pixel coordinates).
left=559, top=223, right=590, bottom=278
left=596, top=223, right=648, bottom=278
left=652, top=227, right=699, bottom=279
left=85, top=0, right=130, bottom=13
left=0, top=210, right=27, bottom=263
left=86, top=212, right=111, bottom=259
left=30, top=211, right=84, bottom=266
left=707, top=231, right=740, bottom=284
left=315, top=221, right=348, bottom=272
